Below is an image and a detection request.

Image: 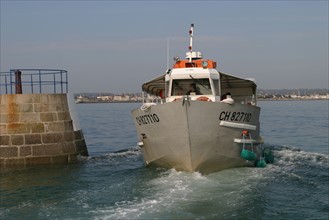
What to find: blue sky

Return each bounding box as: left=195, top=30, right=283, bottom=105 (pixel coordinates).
left=1, top=1, right=328, bottom=93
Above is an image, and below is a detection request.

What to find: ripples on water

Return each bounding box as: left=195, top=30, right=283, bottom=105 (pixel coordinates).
left=0, top=101, right=328, bottom=219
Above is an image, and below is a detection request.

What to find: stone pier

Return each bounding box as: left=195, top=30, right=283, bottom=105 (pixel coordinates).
left=0, top=93, right=88, bottom=167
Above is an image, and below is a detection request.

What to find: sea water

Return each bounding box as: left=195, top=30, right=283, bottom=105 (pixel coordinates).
left=1, top=100, right=328, bottom=219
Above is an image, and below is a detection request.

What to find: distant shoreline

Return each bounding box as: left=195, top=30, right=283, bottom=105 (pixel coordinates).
left=258, top=98, right=328, bottom=101
left=75, top=98, right=328, bottom=104
left=74, top=89, right=329, bottom=104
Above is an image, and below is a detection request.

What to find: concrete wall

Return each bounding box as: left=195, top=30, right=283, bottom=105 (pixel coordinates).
left=0, top=93, right=88, bottom=167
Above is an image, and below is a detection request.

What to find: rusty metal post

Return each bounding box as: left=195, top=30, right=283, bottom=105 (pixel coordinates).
left=15, top=70, right=22, bottom=94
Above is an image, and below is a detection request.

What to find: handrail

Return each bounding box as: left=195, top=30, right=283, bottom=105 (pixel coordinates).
left=0, top=69, right=68, bottom=94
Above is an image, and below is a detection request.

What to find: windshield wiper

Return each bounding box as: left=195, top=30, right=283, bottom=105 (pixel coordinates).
left=189, top=75, right=208, bottom=89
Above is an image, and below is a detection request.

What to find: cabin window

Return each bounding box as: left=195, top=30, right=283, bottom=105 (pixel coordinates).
left=171, top=78, right=212, bottom=96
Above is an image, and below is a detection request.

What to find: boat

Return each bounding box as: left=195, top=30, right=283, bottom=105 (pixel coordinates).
left=131, top=24, right=266, bottom=174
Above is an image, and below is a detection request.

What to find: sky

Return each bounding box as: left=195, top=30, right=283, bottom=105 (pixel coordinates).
left=1, top=1, right=328, bottom=93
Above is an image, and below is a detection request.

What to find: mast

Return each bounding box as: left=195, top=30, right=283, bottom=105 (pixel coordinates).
left=188, top=24, right=194, bottom=62
left=167, top=37, right=169, bottom=69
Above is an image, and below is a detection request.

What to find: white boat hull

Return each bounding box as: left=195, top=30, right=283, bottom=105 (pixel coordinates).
left=131, top=99, right=263, bottom=174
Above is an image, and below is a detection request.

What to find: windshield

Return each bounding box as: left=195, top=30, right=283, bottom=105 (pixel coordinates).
left=171, top=78, right=212, bottom=96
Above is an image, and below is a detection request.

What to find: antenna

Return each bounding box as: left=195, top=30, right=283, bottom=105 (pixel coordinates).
left=167, top=37, right=169, bottom=69
left=188, top=24, right=194, bottom=62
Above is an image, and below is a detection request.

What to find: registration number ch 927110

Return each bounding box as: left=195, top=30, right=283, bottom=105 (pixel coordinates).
left=219, top=111, right=252, bottom=122
left=136, top=114, right=160, bottom=125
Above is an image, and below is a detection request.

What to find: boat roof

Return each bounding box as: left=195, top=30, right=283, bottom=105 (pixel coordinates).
left=220, top=72, right=257, bottom=93
left=141, top=71, right=257, bottom=97
left=142, top=74, right=166, bottom=97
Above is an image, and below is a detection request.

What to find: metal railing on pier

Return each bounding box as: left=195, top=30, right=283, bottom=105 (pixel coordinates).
left=0, top=69, right=68, bottom=94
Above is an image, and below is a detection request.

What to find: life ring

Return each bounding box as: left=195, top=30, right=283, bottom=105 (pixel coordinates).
left=196, top=96, right=212, bottom=102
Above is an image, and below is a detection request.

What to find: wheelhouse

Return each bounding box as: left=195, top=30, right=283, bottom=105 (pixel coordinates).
left=141, top=66, right=258, bottom=106
left=140, top=24, right=258, bottom=105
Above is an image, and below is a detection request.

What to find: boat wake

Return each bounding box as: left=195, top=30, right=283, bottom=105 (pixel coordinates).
left=77, top=147, right=144, bottom=173
left=258, top=144, right=328, bottom=185
left=79, top=147, right=142, bottom=161
left=93, top=144, right=328, bottom=219
left=264, top=144, right=329, bottom=167
left=107, top=147, right=142, bottom=158
left=254, top=144, right=329, bottom=218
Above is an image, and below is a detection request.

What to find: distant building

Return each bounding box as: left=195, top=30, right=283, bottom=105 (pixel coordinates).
left=113, top=95, right=130, bottom=102
left=97, top=96, right=112, bottom=101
